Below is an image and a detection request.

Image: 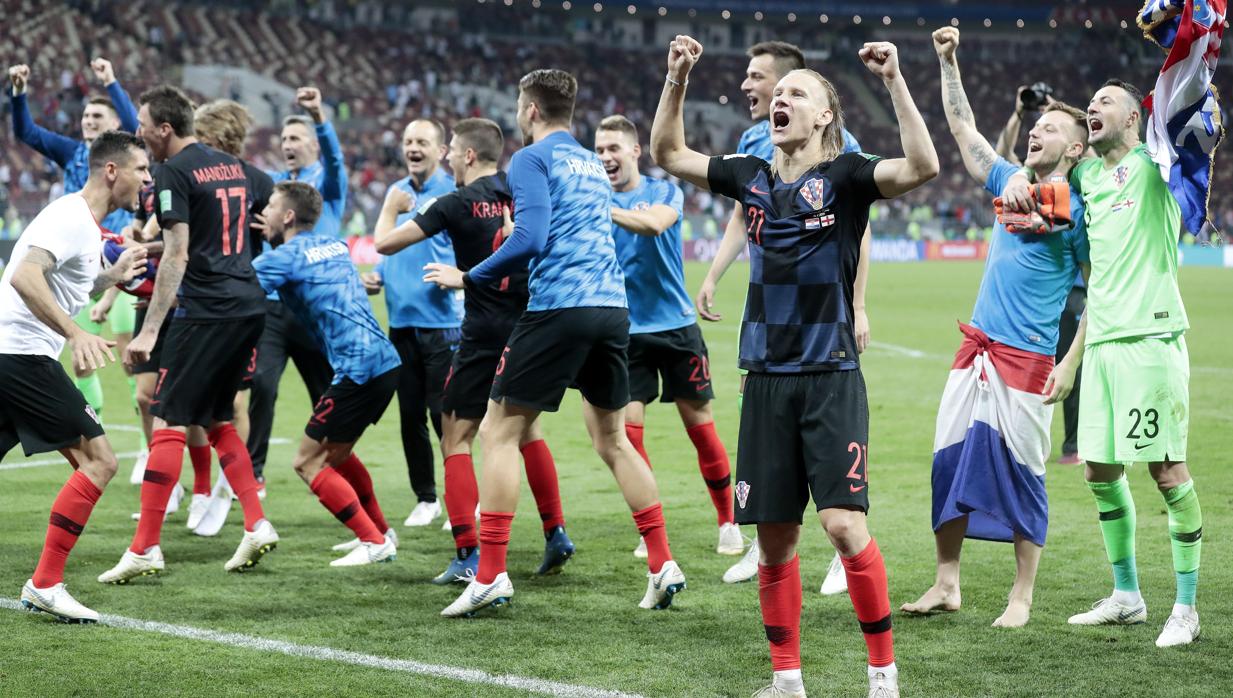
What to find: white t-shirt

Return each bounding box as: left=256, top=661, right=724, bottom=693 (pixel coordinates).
left=0, top=194, right=103, bottom=358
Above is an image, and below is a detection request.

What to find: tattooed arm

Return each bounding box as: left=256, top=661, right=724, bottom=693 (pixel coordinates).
left=932, top=27, right=999, bottom=184
left=10, top=247, right=118, bottom=370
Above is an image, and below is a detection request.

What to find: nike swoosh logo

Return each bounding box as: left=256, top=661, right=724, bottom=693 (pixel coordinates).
left=1117, top=609, right=1141, bottom=621
left=1133, top=443, right=1151, bottom=451
left=469, top=585, right=498, bottom=605
left=751, top=186, right=768, bottom=195
left=849, top=484, right=865, bottom=493
left=696, top=382, right=710, bottom=391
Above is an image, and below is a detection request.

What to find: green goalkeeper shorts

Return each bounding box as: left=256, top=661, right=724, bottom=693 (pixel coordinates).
left=74, top=299, right=103, bottom=335
left=109, top=293, right=137, bottom=335
left=1078, top=334, right=1189, bottom=465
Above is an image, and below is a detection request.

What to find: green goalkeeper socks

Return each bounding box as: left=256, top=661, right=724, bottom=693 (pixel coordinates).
left=1162, top=480, right=1202, bottom=606
left=76, top=373, right=105, bottom=417
left=1089, top=477, right=1138, bottom=593
left=126, top=374, right=146, bottom=449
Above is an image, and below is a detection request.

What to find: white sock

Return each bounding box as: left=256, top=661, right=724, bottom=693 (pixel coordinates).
left=869, top=662, right=898, bottom=679
left=1172, top=603, right=1197, bottom=617
left=773, top=669, right=804, bottom=692
left=1111, top=589, right=1143, bottom=606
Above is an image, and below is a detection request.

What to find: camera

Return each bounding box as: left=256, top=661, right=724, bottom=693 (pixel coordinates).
left=1019, top=82, right=1054, bottom=111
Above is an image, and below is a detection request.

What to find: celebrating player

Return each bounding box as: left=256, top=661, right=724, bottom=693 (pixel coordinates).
left=376, top=117, right=574, bottom=582
left=99, top=85, right=277, bottom=582
left=652, top=36, right=938, bottom=697
left=698, top=41, right=869, bottom=592
left=1001, top=78, right=1204, bottom=647
left=593, top=114, right=742, bottom=557
left=1, top=131, right=149, bottom=622
left=8, top=58, right=144, bottom=450
left=252, top=181, right=401, bottom=566
left=430, top=69, right=686, bottom=618
left=362, top=118, right=461, bottom=528
left=899, top=27, right=1090, bottom=629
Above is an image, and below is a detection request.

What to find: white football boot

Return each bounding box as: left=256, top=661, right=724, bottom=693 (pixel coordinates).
left=98, top=546, right=165, bottom=584
left=224, top=520, right=278, bottom=572
left=441, top=572, right=514, bottom=618
left=21, top=579, right=99, bottom=623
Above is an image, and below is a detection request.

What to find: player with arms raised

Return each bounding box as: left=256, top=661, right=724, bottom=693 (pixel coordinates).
left=1001, top=76, right=1205, bottom=647
left=99, top=86, right=276, bottom=583
left=1, top=131, right=149, bottom=622
left=652, top=36, right=938, bottom=697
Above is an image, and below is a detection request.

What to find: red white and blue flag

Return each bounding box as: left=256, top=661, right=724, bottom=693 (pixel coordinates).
left=1138, top=0, right=1226, bottom=234
left=931, top=324, right=1055, bottom=546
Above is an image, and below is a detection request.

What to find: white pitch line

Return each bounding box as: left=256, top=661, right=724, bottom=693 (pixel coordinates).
left=867, top=340, right=947, bottom=360
left=0, top=598, right=646, bottom=698
left=0, top=451, right=145, bottom=472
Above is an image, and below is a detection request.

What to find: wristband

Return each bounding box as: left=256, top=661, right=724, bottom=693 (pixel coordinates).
left=665, top=73, right=687, bottom=87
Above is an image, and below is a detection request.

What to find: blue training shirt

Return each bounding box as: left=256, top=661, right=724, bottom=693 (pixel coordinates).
left=468, top=130, right=625, bottom=311
left=611, top=175, right=694, bottom=333
left=374, top=168, right=462, bottom=329
left=10, top=81, right=139, bottom=233
left=971, top=158, right=1090, bottom=354
left=737, top=120, right=862, bottom=160
left=253, top=232, right=401, bottom=385
left=267, top=121, right=348, bottom=237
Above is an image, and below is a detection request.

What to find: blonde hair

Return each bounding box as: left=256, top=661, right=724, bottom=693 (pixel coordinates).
left=787, top=69, right=847, bottom=161
left=194, top=100, right=253, bottom=157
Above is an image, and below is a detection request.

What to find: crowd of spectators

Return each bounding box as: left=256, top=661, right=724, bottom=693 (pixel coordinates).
left=3, top=0, right=1230, bottom=243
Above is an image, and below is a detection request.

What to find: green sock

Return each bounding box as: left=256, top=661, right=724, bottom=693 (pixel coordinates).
left=76, top=373, right=105, bottom=417
left=126, top=375, right=146, bottom=449
left=1089, top=477, right=1138, bottom=593
left=1163, top=480, right=1202, bottom=606
left=737, top=392, right=743, bottom=414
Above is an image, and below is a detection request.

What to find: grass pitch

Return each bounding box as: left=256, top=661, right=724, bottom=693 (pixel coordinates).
left=1, top=261, right=1229, bottom=697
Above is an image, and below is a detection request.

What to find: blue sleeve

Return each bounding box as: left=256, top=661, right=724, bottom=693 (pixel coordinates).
left=658, top=181, right=684, bottom=214
left=10, top=93, right=81, bottom=167
left=984, top=157, right=1019, bottom=197
left=841, top=128, right=862, bottom=154
left=252, top=244, right=297, bottom=294
left=316, top=122, right=347, bottom=210
left=467, top=149, right=549, bottom=285
left=374, top=256, right=385, bottom=277
left=107, top=81, right=139, bottom=133
left=1068, top=196, right=1091, bottom=265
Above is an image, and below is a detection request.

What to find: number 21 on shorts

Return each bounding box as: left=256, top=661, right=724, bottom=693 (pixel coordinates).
left=847, top=441, right=868, bottom=493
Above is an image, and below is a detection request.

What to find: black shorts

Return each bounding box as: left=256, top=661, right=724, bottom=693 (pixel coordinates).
left=734, top=371, right=870, bottom=524
left=237, top=344, right=259, bottom=390
left=628, top=324, right=716, bottom=404
left=150, top=315, right=265, bottom=427
left=305, top=368, right=400, bottom=443
left=442, top=342, right=503, bottom=419
left=390, top=326, right=459, bottom=416
left=131, top=306, right=173, bottom=375
left=490, top=307, right=630, bottom=412
left=0, top=354, right=105, bottom=457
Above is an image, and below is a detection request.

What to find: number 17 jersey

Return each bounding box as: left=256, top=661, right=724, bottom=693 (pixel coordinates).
left=154, top=142, right=266, bottom=320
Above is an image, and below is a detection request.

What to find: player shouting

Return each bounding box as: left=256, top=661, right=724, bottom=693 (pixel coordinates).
left=375, top=117, right=573, bottom=582
left=651, top=36, right=937, bottom=697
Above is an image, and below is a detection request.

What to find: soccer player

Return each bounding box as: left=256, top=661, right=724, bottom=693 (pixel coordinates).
left=593, top=114, right=741, bottom=557
left=1001, top=79, right=1204, bottom=647
left=899, top=27, right=1090, bottom=629
left=8, top=58, right=144, bottom=445
left=250, top=87, right=339, bottom=490
left=99, top=85, right=276, bottom=582
left=651, top=36, right=938, bottom=697
left=360, top=118, right=461, bottom=527
left=430, top=69, right=686, bottom=617
left=696, top=41, right=869, bottom=591
left=374, top=117, right=573, bottom=581
left=253, top=181, right=401, bottom=566
left=1, top=131, right=149, bottom=622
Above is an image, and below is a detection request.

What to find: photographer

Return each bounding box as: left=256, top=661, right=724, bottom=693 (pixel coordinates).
left=994, top=82, right=1055, bottom=165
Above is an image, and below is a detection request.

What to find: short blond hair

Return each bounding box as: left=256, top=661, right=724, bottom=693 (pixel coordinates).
left=195, top=100, right=253, bottom=157
left=597, top=114, right=638, bottom=142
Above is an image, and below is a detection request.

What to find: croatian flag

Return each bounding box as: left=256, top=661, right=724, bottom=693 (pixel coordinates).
left=931, top=324, right=1054, bottom=546
left=1138, top=0, right=1226, bottom=234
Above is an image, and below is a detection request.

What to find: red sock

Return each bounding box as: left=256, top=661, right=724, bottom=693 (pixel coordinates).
left=521, top=440, right=564, bottom=532
left=686, top=422, right=734, bottom=526
left=443, top=454, right=479, bottom=549
left=131, top=429, right=186, bottom=553
left=209, top=423, right=265, bottom=531
left=188, top=444, right=212, bottom=496
left=477, top=511, right=514, bottom=584
left=310, top=468, right=384, bottom=544
left=334, top=453, right=389, bottom=533
left=33, top=470, right=103, bottom=587
left=759, top=556, right=803, bottom=671
left=625, top=423, right=651, bottom=467
left=841, top=538, right=895, bottom=667
left=632, top=503, right=673, bottom=572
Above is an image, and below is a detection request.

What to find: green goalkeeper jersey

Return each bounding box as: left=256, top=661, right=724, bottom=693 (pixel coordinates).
left=1071, top=144, right=1188, bottom=344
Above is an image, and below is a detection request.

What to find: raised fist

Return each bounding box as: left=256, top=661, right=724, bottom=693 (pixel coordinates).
left=8, top=64, right=29, bottom=96
left=90, top=58, right=116, bottom=85
left=296, top=87, right=324, bottom=123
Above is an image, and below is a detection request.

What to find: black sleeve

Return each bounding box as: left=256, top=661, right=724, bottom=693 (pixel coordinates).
left=412, top=192, right=465, bottom=238
left=154, top=160, right=191, bottom=227
left=706, top=154, right=765, bottom=202
left=247, top=167, right=274, bottom=255
left=838, top=152, right=884, bottom=208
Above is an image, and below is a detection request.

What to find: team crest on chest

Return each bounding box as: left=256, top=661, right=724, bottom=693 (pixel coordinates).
left=1112, top=165, right=1129, bottom=188
left=798, top=178, right=827, bottom=210
left=633, top=201, right=651, bottom=211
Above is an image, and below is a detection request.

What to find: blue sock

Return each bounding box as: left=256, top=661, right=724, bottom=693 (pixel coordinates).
left=1176, top=569, right=1198, bottom=606
left=1112, top=557, right=1139, bottom=593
